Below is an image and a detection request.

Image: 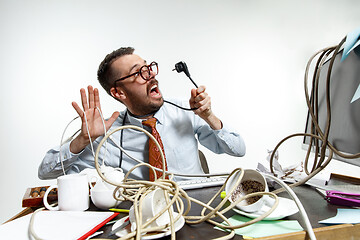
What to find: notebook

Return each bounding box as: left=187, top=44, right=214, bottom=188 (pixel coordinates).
left=0, top=210, right=118, bottom=240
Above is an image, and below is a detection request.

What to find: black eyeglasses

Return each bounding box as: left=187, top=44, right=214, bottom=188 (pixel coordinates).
left=114, top=61, right=158, bottom=85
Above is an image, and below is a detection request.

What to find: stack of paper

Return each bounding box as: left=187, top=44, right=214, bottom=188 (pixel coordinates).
left=0, top=210, right=117, bottom=240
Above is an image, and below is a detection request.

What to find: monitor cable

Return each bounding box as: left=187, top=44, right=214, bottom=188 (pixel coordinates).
left=269, top=35, right=360, bottom=194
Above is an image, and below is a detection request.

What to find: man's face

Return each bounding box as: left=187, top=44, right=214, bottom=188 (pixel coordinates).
left=111, top=54, right=164, bottom=116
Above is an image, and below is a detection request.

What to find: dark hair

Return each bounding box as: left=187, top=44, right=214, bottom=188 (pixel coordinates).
left=97, top=47, right=135, bottom=94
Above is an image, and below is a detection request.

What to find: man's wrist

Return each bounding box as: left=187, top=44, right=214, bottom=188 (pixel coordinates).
left=69, top=135, right=89, bottom=154
left=205, top=113, right=223, bottom=130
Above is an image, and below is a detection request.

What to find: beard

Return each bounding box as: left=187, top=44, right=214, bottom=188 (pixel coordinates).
left=123, top=80, right=164, bottom=116
left=131, top=98, right=164, bottom=116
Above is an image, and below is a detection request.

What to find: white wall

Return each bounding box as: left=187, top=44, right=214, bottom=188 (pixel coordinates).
left=1, top=0, right=360, bottom=223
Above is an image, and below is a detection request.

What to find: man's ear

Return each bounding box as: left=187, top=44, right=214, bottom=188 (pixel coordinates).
left=110, top=87, right=126, bottom=101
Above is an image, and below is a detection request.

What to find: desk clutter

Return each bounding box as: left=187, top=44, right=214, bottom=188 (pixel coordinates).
left=22, top=186, right=57, bottom=208
left=7, top=169, right=360, bottom=240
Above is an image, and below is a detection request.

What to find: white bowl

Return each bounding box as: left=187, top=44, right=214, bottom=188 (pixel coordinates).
left=225, top=169, right=268, bottom=213
left=90, top=188, right=119, bottom=210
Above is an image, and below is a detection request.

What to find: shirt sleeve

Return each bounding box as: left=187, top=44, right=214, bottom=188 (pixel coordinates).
left=195, top=118, right=246, bottom=157
left=38, top=140, right=94, bottom=180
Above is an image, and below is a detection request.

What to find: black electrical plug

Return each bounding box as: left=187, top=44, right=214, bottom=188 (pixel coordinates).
left=173, top=61, right=198, bottom=88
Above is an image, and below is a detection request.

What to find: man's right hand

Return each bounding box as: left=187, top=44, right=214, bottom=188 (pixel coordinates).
left=70, top=85, right=120, bottom=154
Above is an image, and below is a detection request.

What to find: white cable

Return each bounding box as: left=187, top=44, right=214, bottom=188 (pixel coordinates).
left=38, top=122, right=313, bottom=240
left=58, top=115, right=315, bottom=239
left=82, top=111, right=96, bottom=157
left=96, top=106, right=108, bottom=166
left=96, top=125, right=168, bottom=184
left=59, top=107, right=108, bottom=175
left=264, top=173, right=316, bottom=240
left=59, top=116, right=79, bottom=176
left=94, top=126, right=280, bottom=240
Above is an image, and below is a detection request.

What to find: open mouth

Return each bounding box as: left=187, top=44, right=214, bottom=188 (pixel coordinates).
left=149, top=84, right=162, bottom=98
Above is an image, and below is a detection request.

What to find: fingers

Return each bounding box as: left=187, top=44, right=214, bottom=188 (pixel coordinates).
left=194, top=91, right=208, bottom=104
left=88, top=85, right=95, bottom=109
left=190, top=85, right=210, bottom=109
left=72, top=101, right=84, bottom=117
left=190, top=85, right=205, bottom=98
left=194, top=96, right=211, bottom=113
left=79, top=85, right=100, bottom=111
left=94, top=88, right=101, bottom=109
left=80, top=88, right=88, bottom=110
left=196, top=85, right=206, bottom=94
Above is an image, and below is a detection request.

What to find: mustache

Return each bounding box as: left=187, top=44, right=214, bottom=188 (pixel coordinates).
left=148, top=77, right=158, bottom=84
left=147, top=78, right=159, bottom=88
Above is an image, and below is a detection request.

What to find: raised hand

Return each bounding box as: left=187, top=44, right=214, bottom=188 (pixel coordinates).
left=189, top=85, right=222, bottom=130
left=70, top=85, right=120, bottom=154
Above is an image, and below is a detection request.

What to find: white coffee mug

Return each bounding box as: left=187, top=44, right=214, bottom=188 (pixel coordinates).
left=225, top=169, right=268, bottom=213
left=43, top=174, right=90, bottom=211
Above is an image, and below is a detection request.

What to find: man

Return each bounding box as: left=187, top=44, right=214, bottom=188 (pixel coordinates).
left=38, top=47, right=246, bottom=181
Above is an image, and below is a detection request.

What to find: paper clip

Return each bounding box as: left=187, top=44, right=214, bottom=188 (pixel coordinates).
left=326, top=190, right=360, bottom=207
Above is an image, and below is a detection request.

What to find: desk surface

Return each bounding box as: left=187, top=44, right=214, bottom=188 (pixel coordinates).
left=7, top=184, right=360, bottom=240
left=93, top=184, right=359, bottom=239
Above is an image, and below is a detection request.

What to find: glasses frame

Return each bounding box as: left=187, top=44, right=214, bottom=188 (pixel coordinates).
left=113, top=61, right=158, bottom=86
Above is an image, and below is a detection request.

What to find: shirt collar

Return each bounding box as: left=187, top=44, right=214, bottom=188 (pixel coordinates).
left=126, top=111, right=143, bottom=127
left=125, top=104, right=166, bottom=127
left=153, top=104, right=165, bottom=126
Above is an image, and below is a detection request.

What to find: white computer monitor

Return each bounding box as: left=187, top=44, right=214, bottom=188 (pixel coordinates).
left=302, top=46, right=360, bottom=167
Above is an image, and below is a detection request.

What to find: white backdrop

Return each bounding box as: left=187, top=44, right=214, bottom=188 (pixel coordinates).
left=1, top=0, right=360, bottom=223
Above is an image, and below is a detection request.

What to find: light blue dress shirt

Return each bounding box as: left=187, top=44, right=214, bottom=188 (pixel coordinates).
left=38, top=99, right=246, bottom=181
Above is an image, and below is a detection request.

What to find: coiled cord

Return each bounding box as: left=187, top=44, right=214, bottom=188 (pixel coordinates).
left=30, top=122, right=315, bottom=239
left=269, top=36, right=360, bottom=193
left=90, top=125, right=317, bottom=240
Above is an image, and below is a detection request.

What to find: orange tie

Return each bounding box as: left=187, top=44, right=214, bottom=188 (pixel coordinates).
left=142, top=118, right=168, bottom=181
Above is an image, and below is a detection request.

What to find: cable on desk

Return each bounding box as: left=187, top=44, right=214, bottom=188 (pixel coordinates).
left=29, top=123, right=316, bottom=240
left=264, top=174, right=316, bottom=240
left=92, top=125, right=307, bottom=240
left=52, top=100, right=317, bottom=240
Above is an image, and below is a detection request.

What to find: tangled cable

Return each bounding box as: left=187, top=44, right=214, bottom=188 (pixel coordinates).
left=89, top=125, right=318, bottom=240
left=29, top=99, right=318, bottom=239
left=29, top=127, right=315, bottom=239
left=269, top=35, right=360, bottom=195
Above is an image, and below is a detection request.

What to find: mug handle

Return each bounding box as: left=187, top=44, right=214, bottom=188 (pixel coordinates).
left=43, top=185, right=59, bottom=211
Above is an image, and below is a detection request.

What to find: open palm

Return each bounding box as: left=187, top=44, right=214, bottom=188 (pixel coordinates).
left=70, top=86, right=119, bottom=153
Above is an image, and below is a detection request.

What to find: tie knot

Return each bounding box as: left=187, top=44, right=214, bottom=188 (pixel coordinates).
left=142, top=117, right=157, bottom=128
